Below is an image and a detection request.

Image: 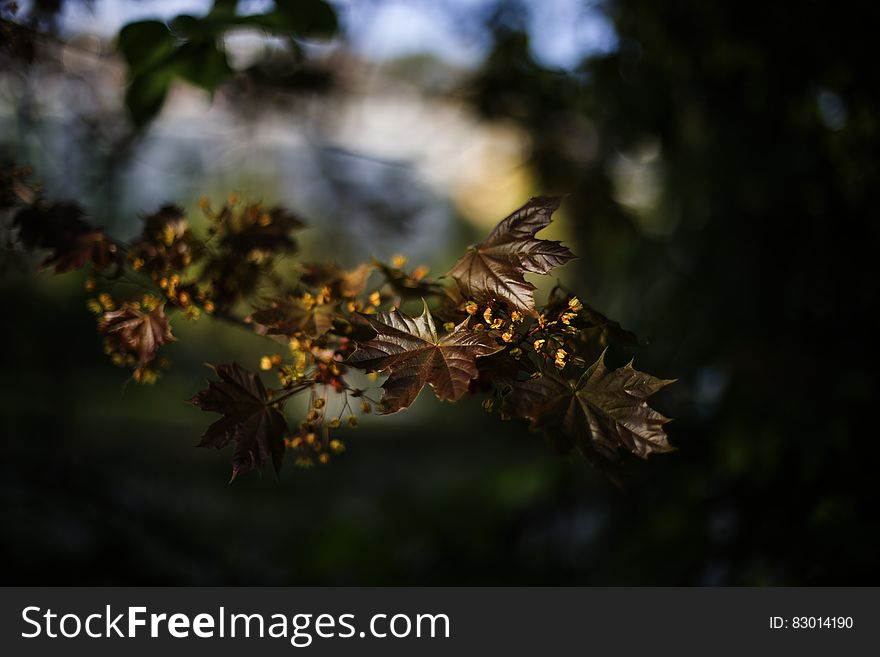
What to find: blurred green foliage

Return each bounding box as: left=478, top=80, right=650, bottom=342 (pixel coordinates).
left=120, top=0, right=337, bottom=126
left=469, top=0, right=880, bottom=583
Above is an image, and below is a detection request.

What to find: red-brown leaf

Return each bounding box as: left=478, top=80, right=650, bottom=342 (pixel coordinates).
left=98, top=302, right=175, bottom=371
left=504, top=351, right=675, bottom=471
left=347, top=303, right=503, bottom=413
left=446, top=197, right=574, bottom=314
left=190, top=363, right=289, bottom=480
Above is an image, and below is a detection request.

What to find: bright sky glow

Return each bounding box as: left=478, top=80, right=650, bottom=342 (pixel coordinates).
left=50, top=0, right=616, bottom=70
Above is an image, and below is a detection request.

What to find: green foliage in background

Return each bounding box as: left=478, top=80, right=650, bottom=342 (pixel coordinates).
left=119, top=0, right=337, bottom=126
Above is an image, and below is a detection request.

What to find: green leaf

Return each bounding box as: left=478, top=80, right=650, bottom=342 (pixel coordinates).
left=174, top=39, right=232, bottom=92
left=125, top=66, right=175, bottom=128
left=242, top=0, right=338, bottom=37
left=117, top=20, right=175, bottom=75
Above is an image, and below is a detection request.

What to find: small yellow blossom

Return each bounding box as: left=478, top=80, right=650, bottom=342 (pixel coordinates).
left=490, top=318, right=504, bottom=329
left=305, top=432, right=317, bottom=445
left=465, top=301, right=478, bottom=315
left=329, top=418, right=341, bottom=429
left=368, top=291, right=381, bottom=307
left=260, top=356, right=273, bottom=370
left=560, top=311, right=577, bottom=325
left=360, top=401, right=372, bottom=414
left=554, top=348, right=568, bottom=369
left=258, top=213, right=272, bottom=227
left=84, top=278, right=95, bottom=291
left=412, top=265, right=429, bottom=280
left=204, top=301, right=215, bottom=314
left=141, top=294, right=160, bottom=311
left=511, top=310, right=523, bottom=323
left=318, top=453, right=331, bottom=464
left=87, top=299, right=103, bottom=314
left=391, top=254, right=408, bottom=269
left=313, top=398, right=326, bottom=409
left=502, top=331, right=514, bottom=342
left=443, top=321, right=455, bottom=332
left=329, top=439, right=345, bottom=454
left=533, top=338, right=546, bottom=351
left=98, top=293, right=114, bottom=310
left=162, top=224, right=176, bottom=247
left=568, top=297, right=584, bottom=312
left=348, top=416, right=358, bottom=427
left=483, top=307, right=493, bottom=323
left=133, top=368, right=159, bottom=385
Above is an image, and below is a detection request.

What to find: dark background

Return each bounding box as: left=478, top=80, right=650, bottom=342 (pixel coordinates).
left=2, top=0, right=878, bottom=585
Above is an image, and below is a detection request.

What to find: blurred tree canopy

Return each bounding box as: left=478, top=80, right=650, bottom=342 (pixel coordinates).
left=467, top=0, right=880, bottom=583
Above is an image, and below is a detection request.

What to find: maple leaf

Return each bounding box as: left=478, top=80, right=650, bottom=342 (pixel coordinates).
left=98, top=302, right=176, bottom=372
left=221, top=205, right=305, bottom=254
left=190, top=363, right=289, bottom=480
left=446, top=196, right=574, bottom=315
left=300, top=262, right=373, bottom=298
left=545, top=285, right=639, bottom=346
left=130, top=205, right=201, bottom=276
left=373, top=259, right=445, bottom=300
left=347, top=302, right=503, bottom=413
left=250, top=297, right=336, bottom=338
left=504, top=350, right=675, bottom=470
left=14, top=202, right=120, bottom=273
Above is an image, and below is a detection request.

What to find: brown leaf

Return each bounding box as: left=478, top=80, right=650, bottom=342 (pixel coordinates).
left=14, top=202, right=120, bottom=273
left=447, top=196, right=574, bottom=314
left=98, top=302, right=175, bottom=372
left=300, top=262, right=373, bottom=298
left=373, top=259, right=445, bottom=300
left=347, top=302, right=503, bottom=413
left=190, top=363, right=288, bottom=480
left=130, top=205, right=200, bottom=277
left=504, top=350, right=674, bottom=470
left=221, top=205, right=305, bottom=254
left=250, top=297, right=336, bottom=338
left=545, top=285, right=639, bottom=346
